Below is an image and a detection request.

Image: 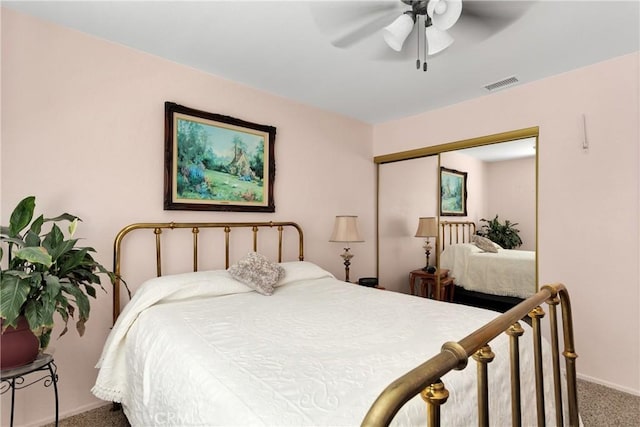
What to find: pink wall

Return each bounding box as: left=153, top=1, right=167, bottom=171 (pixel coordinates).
left=378, top=155, right=440, bottom=292
left=1, top=9, right=375, bottom=425
left=485, top=157, right=536, bottom=250
left=374, top=53, right=640, bottom=395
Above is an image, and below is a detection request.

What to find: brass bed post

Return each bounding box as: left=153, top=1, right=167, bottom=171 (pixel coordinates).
left=276, top=224, right=284, bottom=262
left=557, top=286, right=579, bottom=427
left=529, top=306, right=546, bottom=426
left=154, top=227, right=163, bottom=277
left=420, top=379, right=449, bottom=427
left=192, top=227, right=199, bottom=272
left=545, top=292, right=564, bottom=426
left=224, top=226, right=231, bottom=269
left=252, top=226, right=258, bottom=252
left=506, top=322, right=525, bottom=427
left=473, top=345, right=495, bottom=427
left=112, top=227, right=126, bottom=326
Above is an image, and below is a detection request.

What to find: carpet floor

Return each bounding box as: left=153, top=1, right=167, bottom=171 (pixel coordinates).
left=44, top=379, right=639, bottom=426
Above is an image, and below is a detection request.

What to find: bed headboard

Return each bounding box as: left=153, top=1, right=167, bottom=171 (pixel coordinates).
left=112, top=221, right=304, bottom=323
left=440, top=220, right=476, bottom=251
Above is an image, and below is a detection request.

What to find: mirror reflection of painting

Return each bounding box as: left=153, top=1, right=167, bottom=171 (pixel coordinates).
left=440, top=167, right=467, bottom=216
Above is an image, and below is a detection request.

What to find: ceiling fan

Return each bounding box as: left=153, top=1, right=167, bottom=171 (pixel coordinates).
left=383, top=0, right=462, bottom=69
left=310, top=0, right=533, bottom=71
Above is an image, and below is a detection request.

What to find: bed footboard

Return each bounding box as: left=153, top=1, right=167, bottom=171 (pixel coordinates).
left=362, top=284, right=579, bottom=427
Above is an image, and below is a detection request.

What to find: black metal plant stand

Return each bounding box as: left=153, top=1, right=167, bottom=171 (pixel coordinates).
left=1, top=354, right=59, bottom=427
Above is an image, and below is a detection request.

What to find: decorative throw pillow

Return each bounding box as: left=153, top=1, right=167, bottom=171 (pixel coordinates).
left=472, top=235, right=499, bottom=253
left=228, top=252, right=285, bottom=296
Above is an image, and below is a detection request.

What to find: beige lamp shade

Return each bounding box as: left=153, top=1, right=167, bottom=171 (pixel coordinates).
left=329, top=215, right=364, bottom=243
left=415, top=217, right=438, bottom=238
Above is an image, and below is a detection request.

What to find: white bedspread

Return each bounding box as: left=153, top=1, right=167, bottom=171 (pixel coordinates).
left=440, top=243, right=536, bottom=298
left=93, top=262, right=557, bottom=426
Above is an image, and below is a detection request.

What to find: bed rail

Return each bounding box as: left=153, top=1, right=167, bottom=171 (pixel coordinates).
left=112, top=221, right=304, bottom=324
left=362, top=283, right=579, bottom=427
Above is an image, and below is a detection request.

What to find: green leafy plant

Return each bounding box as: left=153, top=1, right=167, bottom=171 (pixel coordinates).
left=477, top=215, right=523, bottom=249
left=0, top=196, right=114, bottom=350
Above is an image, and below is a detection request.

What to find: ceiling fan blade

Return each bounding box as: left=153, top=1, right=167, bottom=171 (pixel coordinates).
left=309, top=0, right=405, bottom=48
left=450, top=0, right=535, bottom=43
left=370, top=32, right=420, bottom=62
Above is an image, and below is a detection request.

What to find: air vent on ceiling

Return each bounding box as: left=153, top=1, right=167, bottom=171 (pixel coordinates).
left=484, top=76, right=519, bottom=92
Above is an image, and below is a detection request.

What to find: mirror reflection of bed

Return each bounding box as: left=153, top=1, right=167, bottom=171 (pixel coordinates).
left=439, top=220, right=536, bottom=312
left=376, top=128, right=538, bottom=313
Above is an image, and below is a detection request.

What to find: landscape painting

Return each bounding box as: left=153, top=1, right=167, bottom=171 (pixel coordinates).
left=440, top=167, right=467, bottom=216
left=164, top=102, right=276, bottom=212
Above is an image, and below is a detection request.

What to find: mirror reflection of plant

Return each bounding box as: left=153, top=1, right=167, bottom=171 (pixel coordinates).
left=0, top=196, right=118, bottom=350
left=477, top=215, right=523, bottom=249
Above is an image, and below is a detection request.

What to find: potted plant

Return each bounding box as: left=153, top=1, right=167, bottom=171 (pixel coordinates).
left=477, top=215, right=523, bottom=249
left=1, top=196, right=114, bottom=368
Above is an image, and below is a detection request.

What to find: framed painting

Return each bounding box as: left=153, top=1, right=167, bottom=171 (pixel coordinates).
left=440, top=167, right=467, bottom=216
left=164, top=102, right=276, bottom=212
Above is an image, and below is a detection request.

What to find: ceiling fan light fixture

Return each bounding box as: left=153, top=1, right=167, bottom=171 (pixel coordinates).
left=427, top=0, right=462, bottom=30
left=383, top=12, right=415, bottom=52
left=425, top=25, right=454, bottom=55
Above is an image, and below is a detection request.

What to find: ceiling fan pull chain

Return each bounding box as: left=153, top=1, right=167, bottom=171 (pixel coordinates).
left=416, top=14, right=421, bottom=70
left=423, top=19, right=428, bottom=71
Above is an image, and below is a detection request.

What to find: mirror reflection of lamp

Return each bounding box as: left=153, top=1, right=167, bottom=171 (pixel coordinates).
left=329, top=215, right=364, bottom=282
left=415, top=217, right=438, bottom=272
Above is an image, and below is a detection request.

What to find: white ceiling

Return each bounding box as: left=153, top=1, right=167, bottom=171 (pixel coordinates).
left=3, top=0, right=639, bottom=124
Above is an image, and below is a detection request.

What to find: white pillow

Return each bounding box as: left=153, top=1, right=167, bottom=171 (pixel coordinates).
left=472, top=235, right=499, bottom=253
left=228, top=252, right=285, bottom=296
left=276, top=261, right=335, bottom=287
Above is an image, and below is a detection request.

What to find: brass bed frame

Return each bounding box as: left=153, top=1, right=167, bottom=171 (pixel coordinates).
left=440, top=220, right=477, bottom=251
left=110, top=221, right=578, bottom=427
left=111, top=221, right=304, bottom=324
left=363, top=283, right=579, bottom=426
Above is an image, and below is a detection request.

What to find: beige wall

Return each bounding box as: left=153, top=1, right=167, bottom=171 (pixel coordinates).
left=374, top=52, right=640, bottom=395
left=1, top=9, right=375, bottom=426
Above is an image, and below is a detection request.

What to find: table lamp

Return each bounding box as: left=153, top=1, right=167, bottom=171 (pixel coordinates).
left=415, top=217, right=438, bottom=272
left=329, top=215, right=364, bottom=282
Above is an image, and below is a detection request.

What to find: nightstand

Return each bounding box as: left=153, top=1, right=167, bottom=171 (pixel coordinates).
left=409, top=269, right=455, bottom=302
